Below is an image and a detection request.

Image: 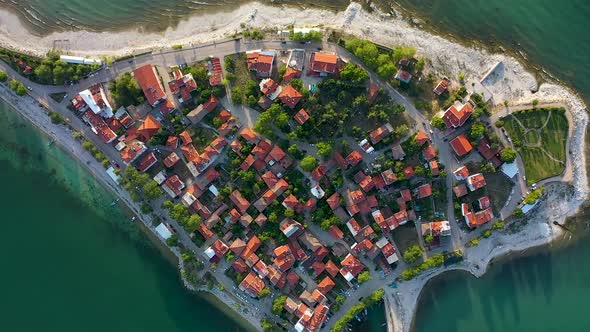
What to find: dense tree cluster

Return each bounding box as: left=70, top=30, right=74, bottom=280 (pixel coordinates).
left=109, top=72, right=145, bottom=107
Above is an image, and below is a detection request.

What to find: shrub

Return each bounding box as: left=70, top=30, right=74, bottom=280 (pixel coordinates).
left=468, top=238, right=480, bottom=247
left=482, top=229, right=492, bottom=238
left=492, top=221, right=505, bottom=230
left=403, top=244, right=424, bottom=264
left=172, top=44, right=183, bottom=50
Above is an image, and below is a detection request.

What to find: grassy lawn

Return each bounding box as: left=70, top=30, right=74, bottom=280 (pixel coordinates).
left=485, top=171, right=514, bottom=214
left=49, top=92, right=67, bottom=102
left=503, top=107, right=568, bottom=184
left=519, top=146, right=564, bottom=184
left=391, top=221, right=420, bottom=254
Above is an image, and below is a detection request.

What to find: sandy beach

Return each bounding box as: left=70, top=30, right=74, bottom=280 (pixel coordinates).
left=0, top=2, right=588, bottom=332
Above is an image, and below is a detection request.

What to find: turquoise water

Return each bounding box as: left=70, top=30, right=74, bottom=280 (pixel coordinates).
left=415, top=242, right=590, bottom=332
left=0, top=99, right=249, bottom=332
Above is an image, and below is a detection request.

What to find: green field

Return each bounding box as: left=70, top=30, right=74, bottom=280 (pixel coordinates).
left=502, top=108, right=568, bottom=184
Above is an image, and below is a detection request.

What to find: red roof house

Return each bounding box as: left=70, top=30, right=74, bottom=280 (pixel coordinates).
left=309, top=52, right=340, bottom=76
left=449, top=134, right=473, bottom=157
left=278, top=84, right=303, bottom=109
left=294, top=108, right=310, bottom=125
left=133, top=65, right=166, bottom=106
left=443, top=102, right=474, bottom=128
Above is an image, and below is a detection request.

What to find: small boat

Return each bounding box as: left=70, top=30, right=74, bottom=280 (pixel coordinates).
left=47, top=139, right=55, bottom=146
left=131, top=216, right=136, bottom=222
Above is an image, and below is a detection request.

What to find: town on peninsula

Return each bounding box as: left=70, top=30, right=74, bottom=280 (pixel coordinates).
left=0, top=3, right=587, bottom=332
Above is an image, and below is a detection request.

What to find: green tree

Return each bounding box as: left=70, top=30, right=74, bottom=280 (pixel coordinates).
left=482, top=229, right=492, bottom=238
left=492, top=221, right=505, bottom=230
left=260, top=319, right=273, bottom=332
left=500, top=147, right=517, bottom=163
left=271, top=295, right=287, bottom=315
left=403, top=245, right=424, bottom=264
left=300, top=155, right=318, bottom=172
left=109, top=73, right=144, bottom=107
left=185, top=214, right=202, bottom=233
left=0, top=71, right=7, bottom=82
left=494, top=119, right=504, bottom=128
left=469, top=122, right=486, bottom=140
left=424, top=233, right=434, bottom=244
left=166, top=234, right=179, bottom=247
left=431, top=116, right=447, bottom=131
left=340, top=63, right=369, bottom=84
left=316, top=141, right=333, bottom=158
left=142, top=180, right=162, bottom=200
left=513, top=208, right=524, bottom=218
left=34, top=64, right=52, bottom=83
left=357, top=271, right=372, bottom=283
left=258, top=287, right=271, bottom=298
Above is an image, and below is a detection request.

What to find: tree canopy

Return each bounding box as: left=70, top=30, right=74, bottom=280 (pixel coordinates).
left=500, top=147, right=517, bottom=162
left=300, top=155, right=318, bottom=172
left=109, top=73, right=145, bottom=107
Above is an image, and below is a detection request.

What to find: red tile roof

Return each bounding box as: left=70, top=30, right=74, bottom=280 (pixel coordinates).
left=324, top=260, right=339, bottom=277
left=317, top=276, right=335, bottom=295
left=294, top=108, right=310, bottom=125
left=203, top=95, right=219, bottom=112
left=311, top=164, right=327, bottom=181
left=246, top=52, right=274, bottom=77
left=230, top=238, right=247, bottom=255
left=467, top=173, right=487, bottom=191
left=479, top=196, right=491, bottom=209
left=136, top=114, right=161, bottom=142
left=443, top=103, right=473, bottom=128
left=417, top=183, right=433, bottom=199
left=327, top=193, right=341, bottom=210
left=346, top=150, right=363, bottom=166
left=179, top=130, right=192, bottom=145
left=133, top=65, right=166, bottom=106
left=278, top=84, right=303, bottom=109
left=400, top=189, right=412, bottom=202
left=137, top=152, right=158, bottom=172
left=240, top=128, right=259, bottom=143
left=415, top=130, right=429, bottom=145
left=477, top=137, right=499, bottom=160
left=327, top=225, right=344, bottom=240
left=450, top=134, right=473, bottom=157
left=422, top=145, right=437, bottom=160
left=164, top=152, right=180, bottom=168
left=85, top=112, right=117, bottom=143
left=403, top=166, right=415, bottom=179
left=310, top=52, right=339, bottom=74
left=283, top=67, right=301, bottom=83
left=340, top=253, right=365, bottom=277
left=453, top=184, right=468, bottom=198
left=454, top=166, right=470, bottom=179
left=230, top=190, right=250, bottom=214
left=232, top=258, right=249, bottom=273
left=286, top=271, right=300, bottom=286
left=239, top=271, right=266, bottom=297
left=259, top=78, right=280, bottom=97
left=429, top=160, right=439, bottom=176
left=433, top=78, right=450, bottom=95
left=166, top=136, right=178, bottom=149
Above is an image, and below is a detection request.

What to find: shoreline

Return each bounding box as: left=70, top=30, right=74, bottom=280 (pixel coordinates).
left=0, top=86, right=259, bottom=332
left=0, top=2, right=588, bottom=332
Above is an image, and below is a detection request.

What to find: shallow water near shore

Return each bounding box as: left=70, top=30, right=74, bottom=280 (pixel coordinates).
left=0, top=99, right=248, bottom=331
left=0, top=0, right=349, bottom=35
